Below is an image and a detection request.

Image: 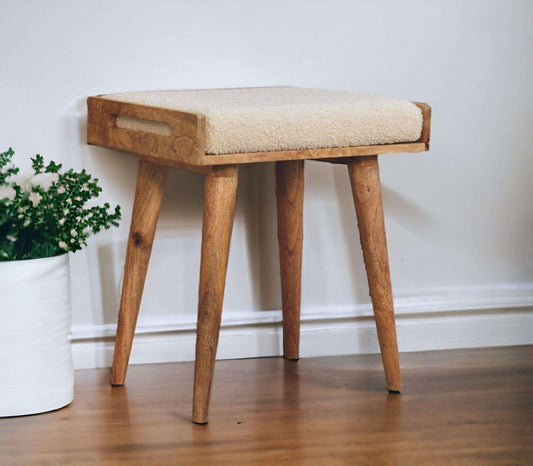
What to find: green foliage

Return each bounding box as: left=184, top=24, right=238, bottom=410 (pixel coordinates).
left=0, top=147, right=18, bottom=184
left=0, top=148, right=121, bottom=261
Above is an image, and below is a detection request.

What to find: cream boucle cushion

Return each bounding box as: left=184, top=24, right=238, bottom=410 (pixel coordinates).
left=103, top=87, right=423, bottom=155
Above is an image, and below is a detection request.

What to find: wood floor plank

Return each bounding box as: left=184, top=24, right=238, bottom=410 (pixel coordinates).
left=0, top=346, right=531, bottom=465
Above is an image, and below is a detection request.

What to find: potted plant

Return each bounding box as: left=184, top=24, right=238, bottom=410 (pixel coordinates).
left=0, top=148, right=120, bottom=417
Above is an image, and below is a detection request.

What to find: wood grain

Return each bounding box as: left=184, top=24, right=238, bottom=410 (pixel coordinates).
left=275, top=160, right=305, bottom=360
left=413, top=102, right=432, bottom=147
left=111, top=160, right=169, bottom=386
left=200, top=142, right=427, bottom=165
left=0, top=347, right=531, bottom=465
left=193, top=166, right=238, bottom=424
left=87, top=96, right=206, bottom=165
left=347, top=156, right=401, bottom=391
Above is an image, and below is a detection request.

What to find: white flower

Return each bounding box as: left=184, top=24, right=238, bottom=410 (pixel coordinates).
left=30, top=173, right=59, bottom=191
left=57, top=186, right=66, bottom=194
left=58, top=218, right=65, bottom=226
left=70, top=229, right=77, bottom=236
left=29, top=192, right=42, bottom=206
left=66, top=198, right=72, bottom=205
left=5, top=173, right=18, bottom=184
left=74, top=196, right=82, bottom=202
left=58, top=241, right=68, bottom=250
left=0, top=185, right=16, bottom=201
left=6, top=235, right=16, bottom=242
left=23, top=219, right=31, bottom=227
left=6, top=173, right=31, bottom=191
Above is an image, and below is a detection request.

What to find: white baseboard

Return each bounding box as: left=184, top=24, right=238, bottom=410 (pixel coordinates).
left=71, top=284, right=533, bottom=370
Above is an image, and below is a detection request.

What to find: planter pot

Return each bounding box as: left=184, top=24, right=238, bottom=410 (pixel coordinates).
left=0, top=254, right=74, bottom=417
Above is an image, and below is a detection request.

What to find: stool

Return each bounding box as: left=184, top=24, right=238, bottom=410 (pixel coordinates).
left=87, top=87, right=431, bottom=424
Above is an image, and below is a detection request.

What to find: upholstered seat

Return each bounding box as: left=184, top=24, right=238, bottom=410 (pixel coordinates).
left=101, top=87, right=423, bottom=155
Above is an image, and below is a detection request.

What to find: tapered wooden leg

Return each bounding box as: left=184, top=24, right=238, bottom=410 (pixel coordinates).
left=275, top=160, right=304, bottom=360
left=111, top=160, right=169, bottom=386
left=193, top=166, right=238, bottom=424
left=347, top=156, right=401, bottom=392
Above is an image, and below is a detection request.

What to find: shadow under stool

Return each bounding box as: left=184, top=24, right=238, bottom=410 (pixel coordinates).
left=86, top=87, right=431, bottom=424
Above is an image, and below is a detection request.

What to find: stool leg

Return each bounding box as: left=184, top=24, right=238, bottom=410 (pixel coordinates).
left=193, top=166, right=238, bottom=424
left=275, top=160, right=304, bottom=360
left=111, top=160, right=169, bottom=386
left=347, top=156, right=401, bottom=392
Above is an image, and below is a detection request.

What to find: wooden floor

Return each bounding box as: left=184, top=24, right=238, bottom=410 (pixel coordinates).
left=0, top=346, right=532, bottom=465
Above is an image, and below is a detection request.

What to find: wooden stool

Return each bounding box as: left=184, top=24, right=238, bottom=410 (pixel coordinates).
left=87, top=87, right=431, bottom=424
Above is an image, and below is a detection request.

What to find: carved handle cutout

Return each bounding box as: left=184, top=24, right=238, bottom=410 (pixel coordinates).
left=115, top=115, right=173, bottom=137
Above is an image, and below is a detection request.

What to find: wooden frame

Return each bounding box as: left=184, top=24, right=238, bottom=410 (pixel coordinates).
left=87, top=96, right=431, bottom=169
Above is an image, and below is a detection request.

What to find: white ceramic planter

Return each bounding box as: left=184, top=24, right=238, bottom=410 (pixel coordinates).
left=0, top=254, right=74, bottom=417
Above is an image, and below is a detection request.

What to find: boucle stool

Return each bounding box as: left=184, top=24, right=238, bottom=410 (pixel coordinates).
left=87, top=87, right=431, bottom=424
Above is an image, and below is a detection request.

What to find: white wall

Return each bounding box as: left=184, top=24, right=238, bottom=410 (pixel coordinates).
left=1, top=0, right=532, bottom=369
